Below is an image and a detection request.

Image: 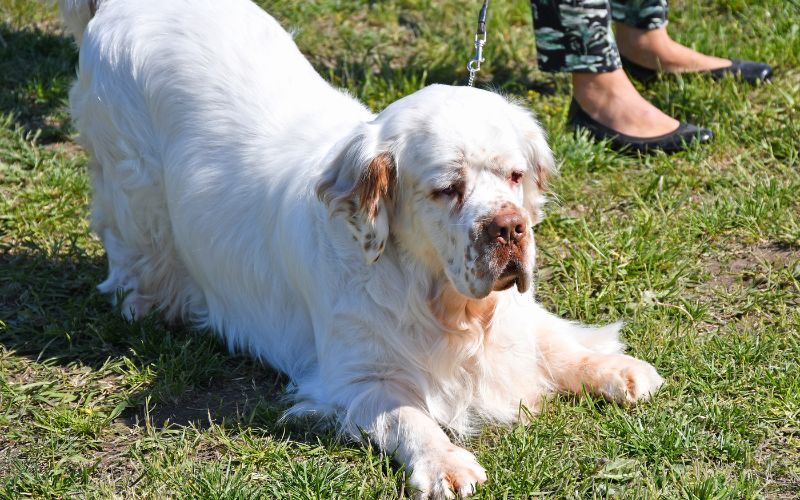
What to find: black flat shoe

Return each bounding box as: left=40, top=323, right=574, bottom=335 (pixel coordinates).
left=709, top=59, right=773, bottom=83
left=621, top=55, right=773, bottom=84
left=567, top=98, right=713, bottom=154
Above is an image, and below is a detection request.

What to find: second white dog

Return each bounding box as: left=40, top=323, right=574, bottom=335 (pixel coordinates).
left=60, top=0, right=664, bottom=497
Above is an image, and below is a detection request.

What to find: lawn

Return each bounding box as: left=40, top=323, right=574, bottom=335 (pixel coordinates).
left=1, top=0, right=798, bottom=498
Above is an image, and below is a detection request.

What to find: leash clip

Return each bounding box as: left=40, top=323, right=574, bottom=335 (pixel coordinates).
left=467, top=1, right=489, bottom=87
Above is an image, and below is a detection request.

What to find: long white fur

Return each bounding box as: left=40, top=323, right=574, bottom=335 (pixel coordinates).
left=60, top=0, right=664, bottom=497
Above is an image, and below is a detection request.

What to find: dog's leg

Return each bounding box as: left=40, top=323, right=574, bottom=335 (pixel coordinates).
left=535, top=315, right=664, bottom=404
left=381, top=406, right=486, bottom=499
left=339, top=386, right=487, bottom=499
left=93, top=226, right=151, bottom=320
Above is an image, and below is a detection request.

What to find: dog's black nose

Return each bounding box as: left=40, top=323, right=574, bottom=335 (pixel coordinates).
left=488, top=212, right=527, bottom=245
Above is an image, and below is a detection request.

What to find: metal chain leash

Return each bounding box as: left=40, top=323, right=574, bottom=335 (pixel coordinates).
left=466, top=1, right=489, bottom=86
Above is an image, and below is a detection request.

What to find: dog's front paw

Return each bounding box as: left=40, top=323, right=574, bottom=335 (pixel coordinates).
left=120, top=291, right=155, bottom=321
left=409, top=445, right=487, bottom=499
left=595, top=354, right=665, bottom=404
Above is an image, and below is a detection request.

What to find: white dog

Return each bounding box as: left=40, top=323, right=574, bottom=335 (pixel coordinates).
left=60, top=0, right=664, bottom=497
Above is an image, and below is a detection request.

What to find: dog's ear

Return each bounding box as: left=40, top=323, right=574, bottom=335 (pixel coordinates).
left=317, top=128, right=396, bottom=264
left=517, top=112, right=557, bottom=224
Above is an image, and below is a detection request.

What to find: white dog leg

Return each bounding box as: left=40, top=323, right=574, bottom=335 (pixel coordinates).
left=536, top=317, right=664, bottom=404
left=340, top=388, right=486, bottom=499
left=386, top=407, right=486, bottom=499
left=94, top=228, right=151, bottom=320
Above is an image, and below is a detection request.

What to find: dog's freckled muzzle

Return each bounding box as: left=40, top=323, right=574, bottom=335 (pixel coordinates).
left=469, top=207, right=532, bottom=294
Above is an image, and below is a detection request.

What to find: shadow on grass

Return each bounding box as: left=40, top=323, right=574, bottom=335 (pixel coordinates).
left=0, top=24, right=77, bottom=143
left=0, top=241, right=342, bottom=446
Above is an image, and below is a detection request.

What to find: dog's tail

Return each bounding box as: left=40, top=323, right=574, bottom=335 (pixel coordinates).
left=57, top=0, right=102, bottom=43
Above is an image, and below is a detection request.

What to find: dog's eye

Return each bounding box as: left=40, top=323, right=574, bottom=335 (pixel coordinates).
left=510, top=171, right=524, bottom=184
left=433, top=183, right=462, bottom=198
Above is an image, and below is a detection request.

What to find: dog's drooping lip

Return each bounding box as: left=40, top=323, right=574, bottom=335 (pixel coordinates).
left=492, top=260, right=529, bottom=292
left=465, top=218, right=533, bottom=296
left=484, top=227, right=531, bottom=294
left=492, top=273, right=517, bottom=291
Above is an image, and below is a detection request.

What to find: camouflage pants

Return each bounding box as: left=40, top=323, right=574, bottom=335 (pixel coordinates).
left=531, top=0, right=668, bottom=73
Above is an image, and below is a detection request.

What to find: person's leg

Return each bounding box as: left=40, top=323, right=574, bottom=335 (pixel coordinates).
left=530, top=0, right=621, bottom=74
left=530, top=0, right=680, bottom=138
left=612, top=0, right=730, bottom=72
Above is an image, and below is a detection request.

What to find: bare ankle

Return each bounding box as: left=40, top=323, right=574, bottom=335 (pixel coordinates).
left=615, top=24, right=672, bottom=67
left=570, top=70, right=679, bottom=137
left=614, top=23, right=730, bottom=72
left=571, top=70, right=637, bottom=113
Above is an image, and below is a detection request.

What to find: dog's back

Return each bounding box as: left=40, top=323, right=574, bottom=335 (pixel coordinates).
left=63, top=0, right=370, bottom=377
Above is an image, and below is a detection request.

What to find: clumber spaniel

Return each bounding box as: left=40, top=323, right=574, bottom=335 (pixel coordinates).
left=60, top=0, right=664, bottom=497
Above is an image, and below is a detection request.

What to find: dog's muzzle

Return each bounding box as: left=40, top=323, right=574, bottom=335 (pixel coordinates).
left=483, top=209, right=531, bottom=293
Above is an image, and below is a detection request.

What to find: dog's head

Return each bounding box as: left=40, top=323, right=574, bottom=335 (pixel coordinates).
left=318, top=85, right=555, bottom=299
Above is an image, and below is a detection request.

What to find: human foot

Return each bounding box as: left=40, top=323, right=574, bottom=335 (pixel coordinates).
left=567, top=99, right=712, bottom=153
left=571, top=69, right=678, bottom=138
left=569, top=70, right=713, bottom=152
left=615, top=24, right=731, bottom=73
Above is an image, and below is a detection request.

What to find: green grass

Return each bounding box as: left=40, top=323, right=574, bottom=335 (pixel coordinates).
left=1, top=0, right=799, bottom=497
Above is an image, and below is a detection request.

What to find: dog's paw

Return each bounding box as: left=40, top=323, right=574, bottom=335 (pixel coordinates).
left=120, top=291, right=155, bottom=321
left=595, top=354, right=665, bottom=404
left=409, top=445, right=487, bottom=499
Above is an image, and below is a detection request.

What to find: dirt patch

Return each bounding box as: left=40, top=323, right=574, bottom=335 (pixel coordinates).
left=92, top=424, right=144, bottom=482
left=0, top=355, right=39, bottom=385
left=44, top=141, right=83, bottom=158
left=755, top=427, right=800, bottom=499
left=692, top=241, right=799, bottom=334
left=705, top=242, right=800, bottom=290
left=0, top=434, right=23, bottom=475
